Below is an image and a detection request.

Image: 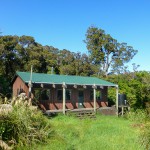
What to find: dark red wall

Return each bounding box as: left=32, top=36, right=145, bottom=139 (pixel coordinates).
left=13, top=77, right=29, bottom=97
left=39, top=87, right=108, bottom=110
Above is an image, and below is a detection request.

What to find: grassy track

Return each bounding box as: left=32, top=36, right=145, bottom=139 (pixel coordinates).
left=35, top=115, right=144, bottom=150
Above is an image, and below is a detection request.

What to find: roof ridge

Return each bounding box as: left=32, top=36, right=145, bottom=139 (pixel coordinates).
left=17, top=71, right=99, bottom=78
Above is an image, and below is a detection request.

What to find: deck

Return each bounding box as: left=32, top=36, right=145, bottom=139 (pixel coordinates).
left=45, top=108, right=98, bottom=119
left=45, top=108, right=98, bottom=115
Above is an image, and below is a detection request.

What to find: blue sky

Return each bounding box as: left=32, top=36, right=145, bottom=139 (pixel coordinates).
left=1, top=0, right=150, bottom=71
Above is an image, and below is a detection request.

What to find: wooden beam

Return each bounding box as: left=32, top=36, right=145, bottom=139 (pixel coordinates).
left=63, top=82, right=66, bottom=115
left=52, top=84, right=56, bottom=88
left=73, top=84, right=77, bottom=88
left=116, top=85, right=119, bottom=116
left=28, top=81, right=32, bottom=97
left=92, top=85, right=97, bottom=89
left=83, top=85, right=87, bottom=89
left=28, top=65, right=33, bottom=98
left=28, top=82, right=33, bottom=87
left=41, top=83, right=44, bottom=88
left=62, top=84, right=67, bottom=88
left=100, top=86, right=104, bottom=89
left=93, top=84, right=96, bottom=112
left=122, top=106, right=124, bottom=116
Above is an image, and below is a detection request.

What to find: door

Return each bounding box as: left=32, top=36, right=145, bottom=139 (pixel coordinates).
left=78, top=90, right=84, bottom=108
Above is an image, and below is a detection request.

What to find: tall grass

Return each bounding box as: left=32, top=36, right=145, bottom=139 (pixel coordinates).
left=36, top=115, right=144, bottom=150
left=126, top=109, right=150, bottom=149
left=0, top=99, right=52, bottom=150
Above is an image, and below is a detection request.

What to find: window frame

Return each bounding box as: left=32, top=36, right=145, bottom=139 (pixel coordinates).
left=57, top=89, right=63, bottom=101
left=34, top=88, right=50, bottom=101
left=66, top=89, right=71, bottom=101
left=57, top=89, right=72, bottom=101
left=96, top=90, right=102, bottom=101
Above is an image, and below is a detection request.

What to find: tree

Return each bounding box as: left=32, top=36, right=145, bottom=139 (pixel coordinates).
left=0, top=35, right=21, bottom=79
left=43, top=45, right=60, bottom=74
left=73, top=52, right=98, bottom=76
left=17, top=36, right=50, bottom=73
left=58, top=49, right=75, bottom=75
left=85, top=26, right=138, bottom=76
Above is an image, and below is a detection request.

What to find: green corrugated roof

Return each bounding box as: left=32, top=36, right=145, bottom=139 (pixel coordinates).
left=16, top=71, right=117, bottom=87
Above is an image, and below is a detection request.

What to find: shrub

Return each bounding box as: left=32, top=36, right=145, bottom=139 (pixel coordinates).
left=0, top=99, right=52, bottom=150
left=125, top=109, right=148, bottom=123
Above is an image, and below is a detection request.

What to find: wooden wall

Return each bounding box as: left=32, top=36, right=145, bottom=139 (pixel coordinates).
left=13, top=77, right=29, bottom=97
left=39, top=87, right=108, bottom=110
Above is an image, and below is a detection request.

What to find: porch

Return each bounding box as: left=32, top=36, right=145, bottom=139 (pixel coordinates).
left=36, top=84, right=112, bottom=115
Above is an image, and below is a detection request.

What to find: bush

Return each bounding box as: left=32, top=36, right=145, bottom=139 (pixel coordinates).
left=0, top=99, right=52, bottom=150
left=125, top=109, right=148, bottom=123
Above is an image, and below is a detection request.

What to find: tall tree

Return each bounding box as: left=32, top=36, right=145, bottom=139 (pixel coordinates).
left=18, top=36, right=48, bottom=73
left=85, top=26, right=138, bottom=76
left=55, top=49, right=75, bottom=75
left=73, top=52, right=99, bottom=76
left=0, top=35, right=22, bottom=79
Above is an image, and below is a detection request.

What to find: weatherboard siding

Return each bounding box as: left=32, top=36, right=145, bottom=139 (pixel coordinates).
left=39, top=88, right=108, bottom=110
left=13, top=76, right=29, bottom=97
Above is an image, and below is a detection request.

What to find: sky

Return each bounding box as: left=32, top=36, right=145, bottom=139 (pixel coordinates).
left=1, top=0, right=150, bottom=71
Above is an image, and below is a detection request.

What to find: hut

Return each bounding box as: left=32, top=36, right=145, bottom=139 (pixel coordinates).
left=13, top=72, right=118, bottom=114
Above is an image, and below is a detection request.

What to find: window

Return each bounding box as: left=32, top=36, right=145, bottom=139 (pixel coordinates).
left=57, top=89, right=63, bottom=101
left=90, top=90, right=93, bottom=101
left=66, top=89, right=71, bottom=100
left=57, top=89, right=71, bottom=101
left=40, top=89, right=50, bottom=100
left=90, top=90, right=102, bottom=101
left=96, top=90, right=102, bottom=100
left=34, top=89, right=50, bottom=101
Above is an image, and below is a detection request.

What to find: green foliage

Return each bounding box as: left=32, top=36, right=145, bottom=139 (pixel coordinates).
left=0, top=76, right=11, bottom=96
left=126, top=109, right=148, bottom=123
left=107, top=71, right=150, bottom=109
left=0, top=100, right=52, bottom=149
left=0, top=35, right=22, bottom=80
left=84, top=26, right=138, bottom=76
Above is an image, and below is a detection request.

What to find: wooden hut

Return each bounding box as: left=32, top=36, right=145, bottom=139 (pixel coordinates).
left=13, top=72, right=118, bottom=114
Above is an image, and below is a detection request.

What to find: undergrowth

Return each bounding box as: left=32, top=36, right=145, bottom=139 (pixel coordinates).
left=0, top=99, right=52, bottom=150
left=126, top=109, right=150, bottom=149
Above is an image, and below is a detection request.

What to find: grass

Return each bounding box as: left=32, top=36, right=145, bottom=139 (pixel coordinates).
left=35, top=115, right=144, bottom=150
left=0, top=97, right=147, bottom=150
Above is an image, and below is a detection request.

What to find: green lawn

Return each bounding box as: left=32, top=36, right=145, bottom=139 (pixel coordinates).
left=35, top=115, right=144, bottom=150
